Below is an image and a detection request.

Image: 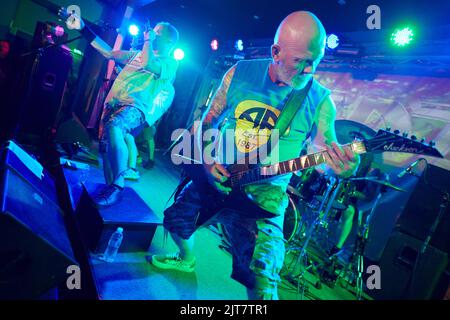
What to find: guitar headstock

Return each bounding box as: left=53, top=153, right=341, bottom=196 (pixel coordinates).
left=363, top=129, right=443, bottom=158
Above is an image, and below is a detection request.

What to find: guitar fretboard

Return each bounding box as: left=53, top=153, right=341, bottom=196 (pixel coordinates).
left=263, top=151, right=328, bottom=175
left=232, top=141, right=366, bottom=188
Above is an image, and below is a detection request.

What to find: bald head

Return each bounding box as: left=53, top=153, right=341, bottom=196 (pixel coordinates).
left=274, top=11, right=326, bottom=54
left=269, top=11, right=326, bottom=89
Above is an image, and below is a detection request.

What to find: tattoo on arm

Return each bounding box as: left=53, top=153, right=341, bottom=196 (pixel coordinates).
left=198, top=65, right=236, bottom=155
left=202, top=65, right=236, bottom=129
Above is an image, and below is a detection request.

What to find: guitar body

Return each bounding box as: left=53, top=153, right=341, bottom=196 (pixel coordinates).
left=181, top=163, right=275, bottom=227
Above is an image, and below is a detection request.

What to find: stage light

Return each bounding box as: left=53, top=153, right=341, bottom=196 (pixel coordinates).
left=391, top=27, right=414, bottom=47
left=326, top=34, right=339, bottom=49
left=72, top=48, right=83, bottom=56
left=210, top=39, right=219, bottom=51
left=235, top=39, right=244, bottom=51
left=45, top=23, right=65, bottom=37
left=54, top=25, right=65, bottom=37
left=128, top=24, right=140, bottom=36
left=173, top=48, right=185, bottom=61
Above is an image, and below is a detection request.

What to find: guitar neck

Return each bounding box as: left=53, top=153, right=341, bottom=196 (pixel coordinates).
left=234, top=141, right=367, bottom=187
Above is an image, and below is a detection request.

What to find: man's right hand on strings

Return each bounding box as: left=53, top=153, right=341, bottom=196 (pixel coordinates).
left=204, top=163, right=232, bottom=195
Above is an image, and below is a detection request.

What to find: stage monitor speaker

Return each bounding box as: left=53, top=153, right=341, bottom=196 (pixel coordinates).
left=369, top=231, right=448, bottom=300
left=396, top=164, right=450, bottom=254
left=75, top=182, right=161, bottom=253
left=54, top=113, right=92, bottom=147
left=0, top=141, right=78, bottom=299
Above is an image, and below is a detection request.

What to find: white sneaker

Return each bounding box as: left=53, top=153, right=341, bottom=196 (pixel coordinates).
left=151, top=252, right=196, bottom=273
left=123, top=168, right=140, bottom=180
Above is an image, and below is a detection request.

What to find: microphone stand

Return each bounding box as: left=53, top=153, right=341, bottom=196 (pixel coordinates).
left=421, top=191, right=449, bottom=254
left=340, top=174, right=390, bottom=300
left=356, top=183, right=386, bottom=300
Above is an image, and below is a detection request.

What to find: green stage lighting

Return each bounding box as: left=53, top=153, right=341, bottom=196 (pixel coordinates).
left=391, top=27, right=415, bottom=47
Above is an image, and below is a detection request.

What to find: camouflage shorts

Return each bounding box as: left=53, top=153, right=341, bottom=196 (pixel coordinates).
left=99, top=105, right=146, bottom=153
left=163, top=181, right=286, bottom=298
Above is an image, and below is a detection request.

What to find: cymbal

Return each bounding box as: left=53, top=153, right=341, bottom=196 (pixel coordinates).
left=370, top=180, right=406, bottom=192
left=350, top=177, right=406, bottom=192
left=335, top=120, right=377, bottom=144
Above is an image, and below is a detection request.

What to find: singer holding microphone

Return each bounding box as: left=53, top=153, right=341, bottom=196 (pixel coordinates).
left=67, top=13, right=179, bottom=206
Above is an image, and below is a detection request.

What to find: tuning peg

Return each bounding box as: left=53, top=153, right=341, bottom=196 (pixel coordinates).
left=394, top=130, right=400, bottom=135
left=429, top=140, right=435, bottom=147
left=402, top=132, right=408, bottom=138
left=411, top=135, right=417, bottom=140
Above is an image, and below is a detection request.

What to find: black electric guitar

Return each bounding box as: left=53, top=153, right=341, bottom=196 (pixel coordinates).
left=180, top=129, right=443, bottom=226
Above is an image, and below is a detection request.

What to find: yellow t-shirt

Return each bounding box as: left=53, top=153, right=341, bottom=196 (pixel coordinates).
left=104, top=51, right=178, bottom=126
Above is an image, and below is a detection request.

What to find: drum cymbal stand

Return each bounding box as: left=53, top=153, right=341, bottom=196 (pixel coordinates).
left=287, top=176, right=342, bottom=299
left=341, top=178, right=387, bottom=300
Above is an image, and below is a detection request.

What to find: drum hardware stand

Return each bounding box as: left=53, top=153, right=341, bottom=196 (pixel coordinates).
left=339, top=176, right=388, bottom=300
left=285, top=176, right=343, bottom=299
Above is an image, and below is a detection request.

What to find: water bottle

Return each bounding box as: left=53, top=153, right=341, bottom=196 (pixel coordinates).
left=102, top=227, right=123, bottom=262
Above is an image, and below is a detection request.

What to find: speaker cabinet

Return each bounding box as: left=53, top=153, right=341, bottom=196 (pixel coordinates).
left=396, top=164, right=450, bottom=254
left=0, top=141, right=77, bottom=299
left=19, top=43, right=73, bottom=138
left=370, top=231, right=448, bottom=300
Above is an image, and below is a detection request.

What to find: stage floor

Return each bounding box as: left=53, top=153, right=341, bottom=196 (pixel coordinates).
left=67, top=149, right=370, bottom=300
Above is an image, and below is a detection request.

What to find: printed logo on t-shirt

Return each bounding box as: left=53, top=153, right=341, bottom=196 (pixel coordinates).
left=234, top=100, right=280, bottom=153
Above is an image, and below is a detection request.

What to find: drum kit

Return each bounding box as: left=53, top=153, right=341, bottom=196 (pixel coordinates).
left=281, top=120, right=408, bottom=300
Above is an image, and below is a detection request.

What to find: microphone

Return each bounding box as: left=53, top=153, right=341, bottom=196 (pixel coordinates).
left=397, top=159, right=421, bottom=178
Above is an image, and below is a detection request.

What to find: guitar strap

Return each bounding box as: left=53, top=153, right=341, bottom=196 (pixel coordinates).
left=273, top=78, right=313, bottom=138
left=260, top=78, right=314, bottom=162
